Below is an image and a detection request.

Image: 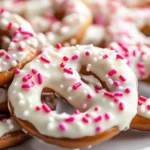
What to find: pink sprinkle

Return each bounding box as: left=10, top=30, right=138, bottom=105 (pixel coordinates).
left=59, top=123, right=66, bottom=131
left=139, top=69, right=146, bottom=75
left=104, top=113, right=110, bottom=120
left=63, top=56, right=69, bottom=61
left=20, top=31, right=33, bottom=37
left=15, top=69, right=20, bottom=74
left=65, top=117, right=75, bottom=123
left=22, top=84, right=31, bottom=89
left=118, top=42, right=128, bottom=52
left=72, top=55, right=78, bottom=60
left=94, top=116, right=102, bottom=122
left=95, top=126, right=101, bottom=133
left=55, top=43, right=62, bottom=50
left=37, top=73, right=43, bottom=84
left=0, top=51, right=5, bottom=56
left=82, top=104, right=87, bottom=109
left=74, top=110, right=80, bottom=114
left=119, top=102, right=124, bottom=111
left=63, top=68, right=73, bottom=75
left=125, top=88, right=131, bottom=94
left=0, top=8, right=5, bottom=14
left=18, top=46, right=24, bottom=51
left=32, top=69, right=38, bottom=74
left=137, top=62, right=144, bottom=68
left=12, top=39, right=19, bottom=43
left=116, top=54, right=124, bottom=60
left=108, top=69, right=117, bottom=76
left=119, top=75, right=126, bottom=82
left=82, top=117, right=89, bottom=123
left=114, top=98, right=119, bottom=103
left=132, top=50, right=136, bottom=56
left=42, top=104, right=51, bottom=113
left=72, top=82, right=82, bottom=90
left=22, top=74, right=32, bottom=82
left=113, top=81, right=120, bottom=87
left=147, top=105, right=150, bottom=110
left=7, top=22, right=13, bottom=30
left=103, top=54, right=108, bottom=59
left=85, top=51, right=90, bottom=56
left=5, top=54, right=11, bottom=59
left=139, top=96, right=147, bottom=102
left=40, top=56, right=50, bottom=63
left=87, top=94, right=92, bottom=99
left=36, top=106, right=41, bottom=111
left=94, top=107, right=99, bottom=111
left=85, top=113, right=90, bottom=117
left=114, top=92, right=124, bottom=97
left=60, top=62, right=66, bottom=68
left=138, top=101, right=142, bottom=106
left=104, top=92, right=114, bottom=98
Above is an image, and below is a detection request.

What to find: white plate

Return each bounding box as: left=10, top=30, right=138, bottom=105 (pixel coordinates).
left=7, top=82, right=150, bottom=150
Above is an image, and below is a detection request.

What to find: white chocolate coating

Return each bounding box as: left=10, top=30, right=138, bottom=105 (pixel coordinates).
left=8, top=45, right=138, bottom=139
left=0, top=10, right=38, bottom=72
left=0, top=117, right=20, bottom=137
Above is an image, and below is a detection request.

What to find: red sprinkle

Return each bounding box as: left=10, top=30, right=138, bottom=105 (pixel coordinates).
left=104, top=113, right=110, bottom=120
left=18, top=46, right=24, bottom=51
left=94, top=116, right=102, bottom=122
left=94, top=107, right=99, bottom=111
left=103, top=54, right=108, bottom=59
left=32, top=69, right=38, bottom=74
left=104, top=92, right=114, bottom=98
left=114, top=98, right=119, bottom=103
left=87, top=94, right=92, bottom=99
left=63, top=68, right=73, bottom=75
left=108, top=69, right=117, bottom=76
left=65, top=117, right=75, bottom=123
left=15, top=69, right=20, bottom=74
left=63, top=56, right=69, bottom=61
left=42, top=104, right=51, bottom=113
left=118, top=42, right=128, bottom=52
left=0, top=51, right=5, bottom=56
left=74, top=110, right=80, bottom=114
left=72, top=82, right=82, bottom=90
left=147, top=105, right=150, bottom=110
left=139, top=96, right=147, bottom=102
left=114, top=92, right=124, bottom=97
left=119, top=102, right=124, bottom=111
left=119, top=75, right=126, bottom=82
left=0, top=8, right=5, bottom=14
left=40, top=56, right=50, bottom=63
left=22, top=84, right=31, bottom=89
left=95, top=126, right=101, bottom=133
left=55, top=43, right=62, bottom=49
left=113, top=81, right=120, bottom=87
left=5, top=54, right=11, bottom=59
left=35, top=106, right=41, bottom=111
left=116, top=54, right=124, bottom=60
left=60, top=62, right=66, bottom=68
left=37, top=73, right=43, bottom=84
left=59, top=123, right=66, bottom=131
left=138, top=101, right=142, bottom=106
left=7, top=22, right=13, bottom=30
left=85, top=51, right=90, bottom=56
left=125, top=88, right=131, bottom=94
left=22, top=74, right=32, bottom=82
left=72, top=55, right=78, bottom=60
left=85, top=113, right=90, bottom=117
left=137, top=62, right=144, bottom=68
left=82, top=117, right=89, bottom=123
left=139, top=69, right=146, bottom=75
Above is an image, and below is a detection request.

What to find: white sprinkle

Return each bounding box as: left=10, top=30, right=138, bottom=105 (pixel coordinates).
left=86, top=64, right=91, bottom=72
left=0, top=18, right=8, bottom=29
left=6, top=119, right=11, bottom=124
left=28, top=38, right=38, bottom=47
left=105, top=74, right=109, bottom=79
left=18, top=100, right=25, bottom=105
left=84, top=90, right=87, bottom=94
left=49, top=117, right=54, bottom=122
left=24, top=110, right=29, bottom=117
left=67, top=87, right=72, bottom=92
left=88, top=145, right=92, bottom=149
left=60, top=84, right=64, bottom=88
left=47, top=122, right=54, bottom=130
left=11, top=60, right=17, bottom=67
left=68, top=96, right=72, bottom=100
left=139, top=105, right=146, bottom=113
left=12, top=54, right=17, bottom=58
left=107, top=78, right=113, bottom=85
left=70, top=38, right=77, bottom=45
left=109, top=102, right=115, bottom=108
left=74, top=148, right=80, bottom=150
left=52, top=64, right=56, bottom=67
left=64, top=42, right=70, bottom=47
left=93, top=58, right=98, bottom=62
left=9, top=124, right=14, bottom=130
left=12, top=90, right=16, bottom=94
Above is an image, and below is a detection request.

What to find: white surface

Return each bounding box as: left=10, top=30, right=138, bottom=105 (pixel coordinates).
left=7, top=82, right=150, bottom=150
